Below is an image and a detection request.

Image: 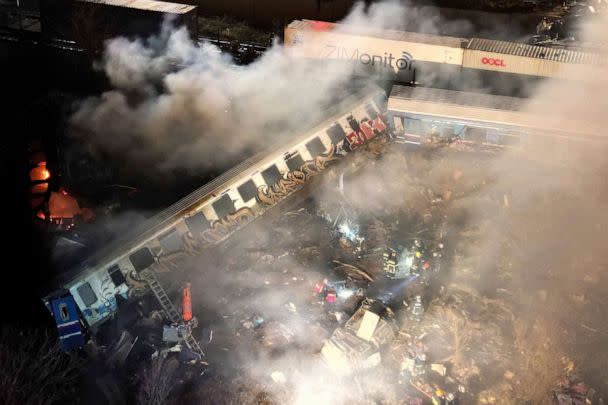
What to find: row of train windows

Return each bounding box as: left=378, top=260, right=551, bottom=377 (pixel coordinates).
left=75, top=264, right=126, bottom=307
left=204, top=134, right=335, bottom=221
left=181, top=131, right=344, bottom=237
left=400, top=117, right=521, bottom=146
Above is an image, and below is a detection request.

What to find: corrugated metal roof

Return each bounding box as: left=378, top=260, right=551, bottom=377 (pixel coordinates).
left=289, top=19, right=466, bottom=48
left=389, top=85, right=525, bottom=113
left=78, top=0, right=197, bottom=14
left=468, top=37, right=607, bottom=65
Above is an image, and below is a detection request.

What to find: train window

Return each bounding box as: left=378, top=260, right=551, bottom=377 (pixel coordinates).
left=404, top=118, right=421, bottom=135
left=486, top=129, right=500, bottom=144
left=237, top=180, right=257, bottom=202
left=212, top=194, right=236, bottom=218
left=346, top=115, right=360, bottom=132
left=326, top=124, right=346, bottom=144
left=76, top=282, right=98, bottom=307
left=58, top=303, right=69, bottom=322
left=464, top=127, right=486, bottom=143
left=185, top=212, right=209, bottom=234
left=306, top=137, right=326, bottom=157
left=364, top=103, right=378, bottom=120
left=392, top=116, right=404, bottom=133
left=261, top=165, right=282, bottom=186
left=421, top=121, right=434, bottom=135
left=129, top=247, right=155, bottom=272
left=159, top=228, right=183, bottom=255
left=108, top=265, right=125, bottom=287
left=441, top=125, right=456, bottom=139
left=499, top=133, right=521, bottom=146
left=373, top=92, right=386, bottom=111
left=452, top=124, right=466, bottom=138
left=285, top=153, right=305, bottom=172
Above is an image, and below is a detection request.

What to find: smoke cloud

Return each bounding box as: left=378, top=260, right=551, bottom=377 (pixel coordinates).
left=69, top=1, right=504, bottom=174
left=71, top=22, right=360, bottom=172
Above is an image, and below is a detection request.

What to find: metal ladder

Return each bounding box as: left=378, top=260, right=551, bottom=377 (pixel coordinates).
left=140, top=269, right=204, bottom=357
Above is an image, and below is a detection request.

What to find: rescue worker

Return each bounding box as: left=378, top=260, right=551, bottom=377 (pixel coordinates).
left=432, top=388, right=446, bottom=405
left=314, top=279, right=328, bottom=297
left=536, top=17, right=552, bottom=36
left=413, top=352, right=426, bottom=376
left=325, top=289, right=337, bottom=310
left=410, top=295, right=424, bottom=322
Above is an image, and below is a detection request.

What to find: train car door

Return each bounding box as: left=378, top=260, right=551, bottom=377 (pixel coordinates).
left=49, top=294, right=86, bottom=350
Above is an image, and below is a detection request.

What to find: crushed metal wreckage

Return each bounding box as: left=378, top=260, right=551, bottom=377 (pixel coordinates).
left=321, top=299, right=396, bottom=375
left=553, top=375, right=605, bottom=405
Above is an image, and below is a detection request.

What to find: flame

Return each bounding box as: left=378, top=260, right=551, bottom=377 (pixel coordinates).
left=30, top=162, right=50, bottom=181
left=30, top=183, right=49, bottom=194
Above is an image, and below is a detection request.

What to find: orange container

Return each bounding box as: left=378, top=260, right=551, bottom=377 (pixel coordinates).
left=182, top=283, right=193, bottom=322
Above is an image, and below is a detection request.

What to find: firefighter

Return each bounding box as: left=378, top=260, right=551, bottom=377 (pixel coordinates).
left=325, top=289, right=337, bottom=310
left=383, top=247, right=398, bottom=278
left=410, top=295, right=425, bottom=321
left=432, top=389, right=446, bottom=405
left=314, top=279, right=328, bottom=297
left=413, top=352, right=426, bottom=376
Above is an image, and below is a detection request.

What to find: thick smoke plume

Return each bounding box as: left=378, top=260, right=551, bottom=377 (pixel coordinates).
left=70, top=20, right=359, bottom=172
left=70, top=1, right=492, bottom=174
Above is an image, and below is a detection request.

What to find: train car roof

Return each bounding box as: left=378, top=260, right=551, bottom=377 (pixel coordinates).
left=468, top=38, right=607, bottom=65
left=287, top=19, right=467, bottom=48
left=78, top=0, right=197, bottom=14
left=388, top=85, right=602, bottom=141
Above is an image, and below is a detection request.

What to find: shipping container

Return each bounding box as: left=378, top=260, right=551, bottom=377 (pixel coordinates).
left=285, top=19, right=466, bottom=84
left=463, top=38, right=607, bottom=79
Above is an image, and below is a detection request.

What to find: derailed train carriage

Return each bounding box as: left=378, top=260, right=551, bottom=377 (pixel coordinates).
left=43, top=86, right=390, bottom=349
left=284, top=19, right=608, bottom=92
left=386, top=85, right=604, bottom=149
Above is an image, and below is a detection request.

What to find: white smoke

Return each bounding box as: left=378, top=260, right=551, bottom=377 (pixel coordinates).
left=71, top=22, right=360, bottom=172
left=69, top=1, right=488, bottom=174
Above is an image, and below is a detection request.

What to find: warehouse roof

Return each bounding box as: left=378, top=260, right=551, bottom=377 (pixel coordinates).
left=78, top=0, right=197, bottom=14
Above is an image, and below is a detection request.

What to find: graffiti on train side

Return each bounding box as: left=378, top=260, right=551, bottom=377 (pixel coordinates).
left=200, top=207, right=256, bottom=244
left=126, top=271, right=149, bottom=297
left=256, top=145, right=341, bottom=206
left=346, top=115, right=388, bottom=150
left=181, top=113, right=388, bottom=247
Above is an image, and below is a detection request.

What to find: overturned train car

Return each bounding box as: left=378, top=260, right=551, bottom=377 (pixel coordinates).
left=43, top=87, right=390, bottom=348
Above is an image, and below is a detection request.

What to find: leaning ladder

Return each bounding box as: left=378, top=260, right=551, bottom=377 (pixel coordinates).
left=140, top=268, right=204, bottom=357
